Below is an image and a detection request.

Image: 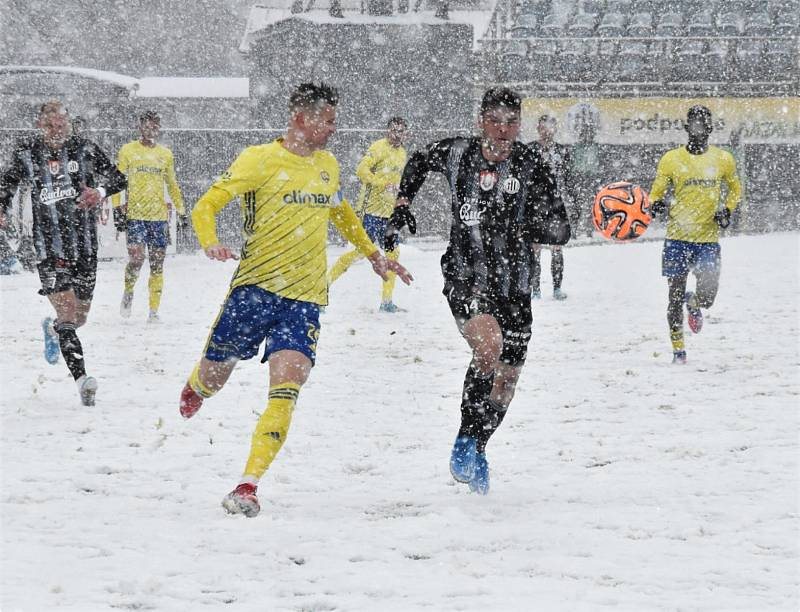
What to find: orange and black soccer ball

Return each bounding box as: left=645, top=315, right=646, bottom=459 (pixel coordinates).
left=592, top=181, right=652, bottom=242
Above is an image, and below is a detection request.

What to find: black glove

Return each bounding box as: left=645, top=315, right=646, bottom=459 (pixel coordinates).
left=113, top=207, right=127, bottom=232
left=650, top=199, right=666, bottom=218
left=177, top=214, right=189, bottom=231
left=383, top=205, right=417, bottom=251
left=714, top=208, right=731, bottom=229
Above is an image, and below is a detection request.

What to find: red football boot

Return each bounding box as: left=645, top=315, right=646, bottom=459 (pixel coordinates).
left=685, top=291, right=703, bottom=334
left=179, top=383, right=204, bottom=419
left=221, top=483, right=260, bottom=517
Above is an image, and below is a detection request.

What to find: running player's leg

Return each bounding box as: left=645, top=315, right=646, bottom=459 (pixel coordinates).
left=381, top=248, right=400, bottom=308
left=241, top=349, right=311, bottom=483
left=531, top=244, right=543, bottom=299
left=180, top=286, right=271, bottom=417
left=551, top=246, right=566, bottom=299
left=47, top=290, right=84, bottom=380
left=121, top=223, right=146, bottom=317
left=691, top=244, right=722, bottom=310
left=328, top=248, right=363, bottom=285
left=476, top=299, right=531, bottom=454
left=224, top=296, right=320, bottom=517
left=141, top=221, right=169, bottom=321
left=445, top=286, right=503, bottom=482
left=663, top=240, right=692, bottom=362
left=147, top=246, right=166, bottom=321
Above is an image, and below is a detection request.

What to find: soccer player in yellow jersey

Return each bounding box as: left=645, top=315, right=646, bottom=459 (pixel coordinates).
left=328, top=116, right=409, bottom=312
left=178, top=83, right=412, bottom=517
left=650, top=106, right=741, bottom=365
left=112, top=111, right=186, bottom=323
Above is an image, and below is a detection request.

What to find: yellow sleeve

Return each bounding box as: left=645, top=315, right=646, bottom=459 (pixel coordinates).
left=191, top=186, right=232, bottom=250
left=165, top=151, right=185, bottom=215
left=356, top=143, right=392, bottom=190
left=722, top=153, right=742, bottom=212
left=649, top=154, right=672, bottom=202
left=330, top=198, right=379, bottom=258
left=111, top=146, right=129, bottom=208
left=192, top=147, right=263, bottom=249
left=215, top=147, right=263, bottom=199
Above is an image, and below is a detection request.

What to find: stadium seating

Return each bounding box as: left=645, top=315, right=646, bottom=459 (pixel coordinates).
left=716, top=11, right=743, bottom=36
left=655, top=12, right=683, bottom=37
left=671, top=39, right=705, bottom=81
left=498, top=39, right=529, bottom=81
left=538, top=13, right=563, bottom=37
left=686, top=10, right=714, bottom=37
left=745, top=11, right=773, bottom=37
left=497, top=0, right=796, bottom=88
left=597, top=12, right=626, bottom=38
left=764, top=40, right=796, bottom=80
left=627, top=12, right=653, bottom=37
left=568, top=12, right=597, bottom=37
left=560, top=39, right=595, bottom=81
left=508, top=13, right=538, bottom=38
left=614, top=40, right=651, bottom=81
left=529, top=39, right=560, bottom=80
left=734, top=39, right=764, bottom=81
left=774, top=11, right=799, bottom=36
left=705, top=40, right=729, bottom=81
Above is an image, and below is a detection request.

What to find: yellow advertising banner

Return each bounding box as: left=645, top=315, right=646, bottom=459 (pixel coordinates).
left=522, top=97, right=800, bottom=144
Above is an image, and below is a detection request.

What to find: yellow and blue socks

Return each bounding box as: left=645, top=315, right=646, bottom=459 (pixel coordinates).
left=242, top=383, right=301, bottom=482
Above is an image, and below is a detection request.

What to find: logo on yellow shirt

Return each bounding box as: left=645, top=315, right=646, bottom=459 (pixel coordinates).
left=282, top=191, right=333, bottom=207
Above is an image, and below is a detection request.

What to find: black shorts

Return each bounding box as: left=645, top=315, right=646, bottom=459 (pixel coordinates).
left=37, top=257, right=98, bottom=302
left=444, top=283, right=532, bottom=366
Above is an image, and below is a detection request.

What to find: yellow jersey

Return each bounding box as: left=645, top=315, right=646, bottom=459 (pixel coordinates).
left=650, top=145, right=741, bottom=243
left=355, top=138, right=407, bottom=218
left=111, top=140, right=184, bottom=221
left=192, top=139, right=377, bottom=305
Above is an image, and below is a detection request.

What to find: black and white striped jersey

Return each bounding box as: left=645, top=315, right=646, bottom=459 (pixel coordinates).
left=398, top=137, right=570, bottom=301
left=0, top=135, right=127, bottom=263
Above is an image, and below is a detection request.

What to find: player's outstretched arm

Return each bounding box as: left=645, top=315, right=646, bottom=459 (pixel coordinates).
left=367, top=250, right=413, bottom=285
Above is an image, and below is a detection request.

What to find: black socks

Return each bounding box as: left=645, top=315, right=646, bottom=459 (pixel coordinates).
left=54, top=321, right=86, bottom=381
left=458, top=365, right=509, bottom=452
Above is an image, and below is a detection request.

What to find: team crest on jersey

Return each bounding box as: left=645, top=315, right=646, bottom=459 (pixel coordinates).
left=503, top=176, right=520, bottom=194
left=459, top=199, right=482, bottom=227
left=47, top=161, right=60, bottom=175
left=67, top=160, right=78, bottom=173
left=220, top=171, right=232, bottom=182
left=479, top=170, right=497, bottom=191
left=320, top=170, right=330, bottom=183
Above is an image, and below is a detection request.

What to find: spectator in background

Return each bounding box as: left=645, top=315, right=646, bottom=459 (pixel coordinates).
left=328, top=116, right=409, bottom=312
left=528, top=115, right=574, bottom=300
left=112, top=110, right=187, bottom=323
left=0, top=99, right=127, bottom=405
left=570, top=120, right=602, bottom=237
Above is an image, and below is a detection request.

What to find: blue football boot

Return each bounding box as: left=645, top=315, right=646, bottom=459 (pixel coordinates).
left=450, top=435, right=477, bottom=483
left=468, top=452, right=490, bottom=495
left=42, top=317, right=60, bottom=365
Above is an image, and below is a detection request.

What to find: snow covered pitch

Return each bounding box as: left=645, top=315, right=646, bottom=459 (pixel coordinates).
left=2, top=233, right=797, bottom=611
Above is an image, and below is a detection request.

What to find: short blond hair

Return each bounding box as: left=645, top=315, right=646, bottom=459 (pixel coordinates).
left=39, top=99, right=68, bottom=117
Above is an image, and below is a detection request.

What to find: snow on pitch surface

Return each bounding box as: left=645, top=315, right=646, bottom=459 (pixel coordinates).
left=1, top=233, right=798, bottom=611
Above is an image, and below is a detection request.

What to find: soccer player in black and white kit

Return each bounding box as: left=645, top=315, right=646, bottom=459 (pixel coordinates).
left=0, top=100, right=127, bottom=405
left=386, top=88, right=570, bottom=494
